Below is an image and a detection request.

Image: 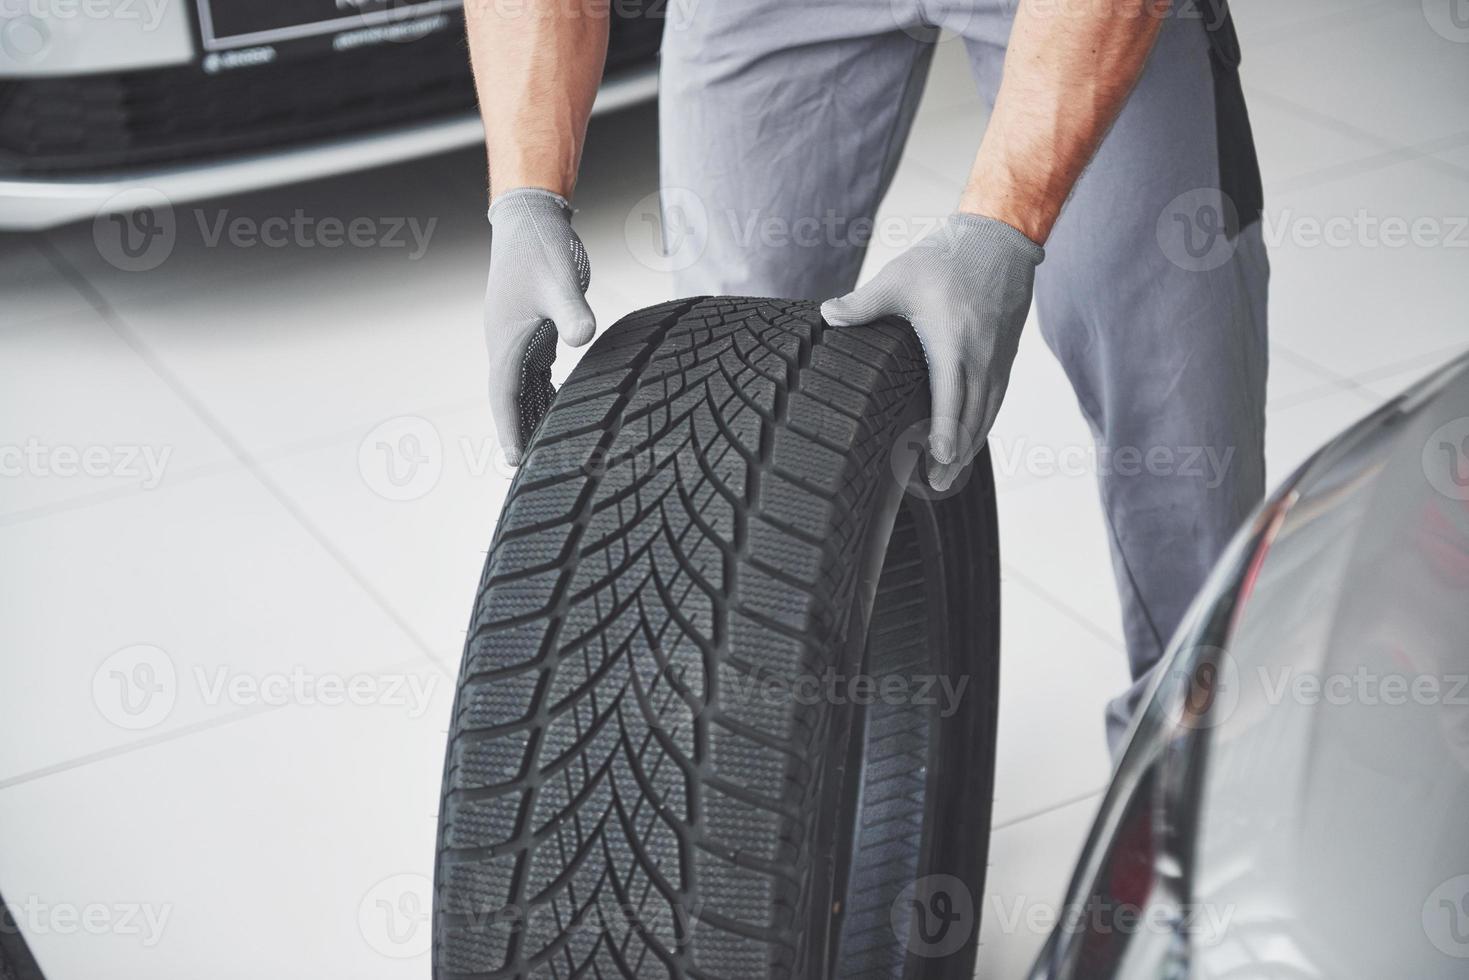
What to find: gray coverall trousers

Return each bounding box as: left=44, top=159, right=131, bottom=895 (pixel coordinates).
left=659, top=0, right=1270, bottom=746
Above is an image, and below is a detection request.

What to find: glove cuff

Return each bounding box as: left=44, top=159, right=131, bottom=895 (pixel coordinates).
left=487, top=187, right=574, bottom=225
left=945, top=213, right=1046, bottom=267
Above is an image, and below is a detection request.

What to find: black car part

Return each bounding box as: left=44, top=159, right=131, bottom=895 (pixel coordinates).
left=0, top=6, right=662, bottom=177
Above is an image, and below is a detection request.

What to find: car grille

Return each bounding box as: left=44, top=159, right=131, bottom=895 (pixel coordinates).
left=0, top=11, right=662, bottom=177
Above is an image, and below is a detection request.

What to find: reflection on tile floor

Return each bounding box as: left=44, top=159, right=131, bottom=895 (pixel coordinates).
left=3, top=1, right=1466, bottom=975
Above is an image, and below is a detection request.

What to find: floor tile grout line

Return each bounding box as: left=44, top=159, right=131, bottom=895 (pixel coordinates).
left=898, top=147, right=978, bottom=197
left=35, top=238, right=456, bottom=678
left=1242, top=0, right=1396, bottom=51
left=1245, top=88, right=1469, bottom=189
left=1258, top=345, right=1396, bottom=410
left=992, top=788, right=1104, bottom=832
left=1001, top=561, right=1124, bottom=653
left=1268, top=131, right=1469, bottom=197
left=1338, top=339, right=1469, bottom=389
left=0, top=703, right=282, bottom=792
left=1269, top=344, right=1380, bottom=404
left=0, top=392, right=488, bottom=530
left=0, top=655, right=446, bottom=791
left=0, top=457, right=255, bottom=528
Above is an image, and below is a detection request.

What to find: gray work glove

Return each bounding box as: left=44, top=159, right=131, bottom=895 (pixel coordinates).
left=484, top=188, right=595, bottom=466
left=820, top=214, right=1043, bottom=491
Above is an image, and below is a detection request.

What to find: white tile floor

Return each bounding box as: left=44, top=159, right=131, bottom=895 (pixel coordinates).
left=2, top=2, right=1466, bottom=976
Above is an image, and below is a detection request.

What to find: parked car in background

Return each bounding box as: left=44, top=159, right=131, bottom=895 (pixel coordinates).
left=1031, top=353, right=1469, bottom=979
left=0, top=0, right=663, bottom=229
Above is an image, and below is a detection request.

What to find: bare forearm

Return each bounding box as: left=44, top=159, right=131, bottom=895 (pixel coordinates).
left=961, top=0, right=1168, bottom=242
left=465, top=0, right=610, bottom=199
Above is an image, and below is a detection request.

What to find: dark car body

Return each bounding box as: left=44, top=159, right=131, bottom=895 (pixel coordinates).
left=0, top=0, right=663, bottom=228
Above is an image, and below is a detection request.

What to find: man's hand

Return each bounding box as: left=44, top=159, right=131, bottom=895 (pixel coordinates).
left=485, top=188, right=595, bottom=466
left=821, top=215, right=1042, bottom=490
left=463, top=0, right=608, bottom=464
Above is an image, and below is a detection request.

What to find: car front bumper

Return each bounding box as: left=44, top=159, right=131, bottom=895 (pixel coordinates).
left=0, top=63, right=658, bottom=232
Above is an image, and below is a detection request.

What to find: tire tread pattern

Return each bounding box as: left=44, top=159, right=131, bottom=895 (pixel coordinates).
left=437, top=298, right=928, bottom=980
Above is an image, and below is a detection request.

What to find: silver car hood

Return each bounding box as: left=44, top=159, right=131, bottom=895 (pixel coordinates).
left=1031, top=353, right=1469, bottom=980
left=1189, top=356, right=1469, bottom=979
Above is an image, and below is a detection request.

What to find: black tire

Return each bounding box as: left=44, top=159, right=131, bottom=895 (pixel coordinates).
left=0, top=891, right=45, bottom=980
left=435, top=298, right=1000, bottom=980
